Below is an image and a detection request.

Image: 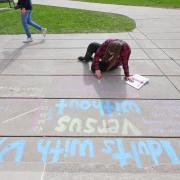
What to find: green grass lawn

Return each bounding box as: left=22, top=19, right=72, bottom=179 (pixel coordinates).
left=73, top=0, right=180, bottom=8
left=0, top=2, right=8, bottom=7
left=0, top=4, right=135, bottom=34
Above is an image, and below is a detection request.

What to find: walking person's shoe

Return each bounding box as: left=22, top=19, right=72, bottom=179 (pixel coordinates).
left=41, top=28, right=47, bottom=37
left=23, top=37, right=33, bottom=43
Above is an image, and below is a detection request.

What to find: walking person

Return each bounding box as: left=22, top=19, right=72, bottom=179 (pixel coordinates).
left=78, top=39, right=133, bottom=81
left=15, top=0, right=47, bottom=43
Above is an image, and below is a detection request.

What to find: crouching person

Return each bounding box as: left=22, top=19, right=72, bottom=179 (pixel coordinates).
left=78, top=39, right=133, bottom=81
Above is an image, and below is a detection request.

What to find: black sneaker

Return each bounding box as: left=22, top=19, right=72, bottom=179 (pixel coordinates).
left=78, top=56, right=86, bottom=61
left=78, top=56, right=93, bottom=62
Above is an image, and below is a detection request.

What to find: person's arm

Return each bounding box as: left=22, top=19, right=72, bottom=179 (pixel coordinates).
left=93, top=39, right=112, bottom=79
left=94, top=39, right=112, bottom=71
left=122, top=58, right=129, bottom=77
left=122, top=58, right=134, bottom=81
left=120, top=44, right=131, bottom=79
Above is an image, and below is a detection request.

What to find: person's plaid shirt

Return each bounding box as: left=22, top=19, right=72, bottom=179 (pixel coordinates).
left=92, top=39, right=131, bottom=77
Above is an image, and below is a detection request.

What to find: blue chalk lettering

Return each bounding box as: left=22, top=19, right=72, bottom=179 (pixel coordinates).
left=146, top=140, right=163, bottom=166
left=115, top=101, right=122, bottom=114
left=0, top=138, right=7, bottom=145
left=79, top=100, right=91, bottom=110
left=102, top=140, right=115, bottom=154
left=138, top=141, right=150, bottom=155
left=112, top=139, right=132, bottom=167
left=104, top=100, right=114, bottom=117
left=121, top=100, right=141, bottom=114
left=160, top=140, right=180, bottom=165
left=130, top=141, right=142, bottom=168
left=64, top=140, right=71, bottom=158
left=70, top=139, right=94, bottom=158
left=92, top=100, right=104, bottom=117
left=69, top=100, right=79, bottom=109
left=56, top=99, right=67, bottom=116
left=0, top=139, right=26, bottom=162
left=37, top=139, right=50, bottom=162
left=37, top=139, right=63, bottom=163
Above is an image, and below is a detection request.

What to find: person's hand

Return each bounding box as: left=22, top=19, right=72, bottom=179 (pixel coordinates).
left=125, top=76, right=134, bottom=82
left=21, top=8, right=27, bottom=14
left=95, top=70, right=102, bottom=79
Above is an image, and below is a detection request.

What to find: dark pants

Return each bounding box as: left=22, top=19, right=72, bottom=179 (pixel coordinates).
left=84, top=42, right=109, bottom=73
left=84, top=42, right=100, bottom=60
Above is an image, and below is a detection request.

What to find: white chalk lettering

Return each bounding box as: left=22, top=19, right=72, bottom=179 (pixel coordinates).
left=54, top=116, right=141, bottom=135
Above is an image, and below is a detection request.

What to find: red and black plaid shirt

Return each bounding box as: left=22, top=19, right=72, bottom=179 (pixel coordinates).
left=92, top=39, right=131, bottom=77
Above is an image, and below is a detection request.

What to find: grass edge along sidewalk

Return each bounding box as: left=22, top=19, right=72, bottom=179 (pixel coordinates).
left=0, top=4, right=135, bottom=34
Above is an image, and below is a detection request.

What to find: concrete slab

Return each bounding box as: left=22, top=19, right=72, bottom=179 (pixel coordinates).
left=168, top=76, right=180, bottom=92
left=0, top=48, right=149, bottom=60
left=143, top=49, right=171, bottom=60
left=135, top=40, right=158, bottom=49
left=1, top=172, right=180, bottom=180
left=129, top=32, right=147, bottom=40
left=175, top=60, right=180, bottom=66
left=154, top=60, right=180, bottom=75
left=1, top=60, right=162, bottom=76
left=135, top=21, right=164, bottom=29
left=0, top=59, right=14, bottom=73
left=163, top=49, right=180, bottom=60
left=144, top=33, right=180, bottom=40
left=0, top=32, right=132, bottom=40
left=0, top=76, right=179, bottom=99
left=0, top=39, right=140, bottom=49
left=152, top=40, right=180, bottom=48
left=0, top=48, right=86, bottom=60
left=125, top=60, right=162, bottom=75
left=0, top=137, right=180, bottom=173
left=136, top=19, right=180, bottom=28
left=138, top=27, right=180, bottom=33
left=0, top=99, right=179, bottom=137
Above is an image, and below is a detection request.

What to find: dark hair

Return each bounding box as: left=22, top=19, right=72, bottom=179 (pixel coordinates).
left=104, top=40, right=123, bottom=59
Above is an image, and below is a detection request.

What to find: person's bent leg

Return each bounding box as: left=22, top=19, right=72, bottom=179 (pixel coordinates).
left=78, top=42, right=101, bottom=62
left=21, top=11, right=33, bottom=43
left=27, top=10, right=47, bottom=37
left=27, top=10, right=42, bottom=30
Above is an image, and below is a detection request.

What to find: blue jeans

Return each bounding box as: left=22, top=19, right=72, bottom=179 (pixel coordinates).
left=21, top=10, right=42, bottom=38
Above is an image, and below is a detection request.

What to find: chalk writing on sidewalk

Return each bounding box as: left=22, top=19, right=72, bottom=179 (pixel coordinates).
left=0, top=86, right=43, bottom=97
left=54, top=116, right=142, bottom=135
left=55, top=99, right=141, bottom=118
left=0, top=138, right=180, bottom=168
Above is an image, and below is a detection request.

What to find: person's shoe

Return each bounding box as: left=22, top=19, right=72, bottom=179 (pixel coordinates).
left=23, top=37, right=33, bottom=43
left=78, top=56, right=93, bottom=62
left=41, top=28, right=47, bottom=37
left=78, top=56, right=86, bottom=61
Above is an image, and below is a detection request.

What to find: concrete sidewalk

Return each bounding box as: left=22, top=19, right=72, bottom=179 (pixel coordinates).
left=0, top=0, right=180, bottom=179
